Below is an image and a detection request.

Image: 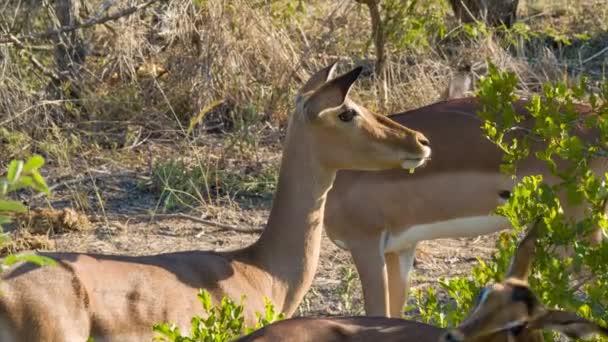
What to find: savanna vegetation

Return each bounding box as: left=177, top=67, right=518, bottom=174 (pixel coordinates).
left=1, top=0, right=608, bottom=340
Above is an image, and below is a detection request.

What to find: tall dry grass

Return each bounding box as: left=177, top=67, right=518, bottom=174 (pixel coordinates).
left=1, top=0, right=606, bottom=167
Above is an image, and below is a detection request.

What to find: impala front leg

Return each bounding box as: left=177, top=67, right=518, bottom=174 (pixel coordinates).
left=350, top=239, right=390, bottom=316
left=386, top=246, right=416, bottom=318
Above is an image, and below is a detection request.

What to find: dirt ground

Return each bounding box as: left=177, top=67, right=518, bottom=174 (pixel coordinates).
left=9, top=134, right=503, bottom=320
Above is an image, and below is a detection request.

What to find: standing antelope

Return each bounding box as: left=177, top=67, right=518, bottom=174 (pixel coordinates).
left=236, top=222, right=608, bottom=342
left=323, top=96, right=606, bottom=317
left=0, top=63, right=431, bottom=342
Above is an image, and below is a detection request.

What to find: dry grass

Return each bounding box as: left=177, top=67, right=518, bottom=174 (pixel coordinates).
left=0, top=230, right=54, bottom=256
left=0, top=208, right=91, bottom=255
left=14, top=208, right=92, bottom=235
left=2, top=1, right=606, bottom=141
left=1, top=0, right=606, bottom=233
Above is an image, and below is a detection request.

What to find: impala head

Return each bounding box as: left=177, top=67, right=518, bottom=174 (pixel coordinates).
left=294, top=62, right=431, bottom=171
left=441, top=223, right=608, bottom=342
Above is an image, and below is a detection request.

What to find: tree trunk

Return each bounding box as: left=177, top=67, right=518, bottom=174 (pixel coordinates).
left=356, top=0, right=388, bottom=109
left=449, top=0, right=519, bottom=27
left=52, top=0, right=86, bottom=83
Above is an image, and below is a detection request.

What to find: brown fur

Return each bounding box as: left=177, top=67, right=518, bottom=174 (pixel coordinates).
left=324, top=97, right=606, bottom=316
left=236, top=224, right=608, bottom=342
left=0, top=64, right=430, bottom=341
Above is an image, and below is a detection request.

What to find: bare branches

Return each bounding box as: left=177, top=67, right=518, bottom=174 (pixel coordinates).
left=6, top=34, right=62, bottom=82
left=0, top=0, right=161, bottom=44
left=354, top=0, right=388, bottom=109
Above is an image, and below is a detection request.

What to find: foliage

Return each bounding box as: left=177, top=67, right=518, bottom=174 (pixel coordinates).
left=151, top=157, right=277, bottom=211
left=251, top=0, right=306, bottom=26
left=456, top=19, right=591, bottom=48
left=335, top=265, right=361, bottom=315
left=153, top=289, right=284, bottom=342
left=410, top=64, right=608, bottom=341
left=0, top=155, right=55, bottom=270
left=381, top=0, right=449, bottom=52
left=0, top=155, right=49, bottom=229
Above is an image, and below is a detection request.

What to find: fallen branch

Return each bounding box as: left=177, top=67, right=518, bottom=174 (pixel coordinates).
left=106, top=212, right=264, bottom=234
left=582, top=45, right=608, bottom=65
left=0, top=0, right=161, bottom=44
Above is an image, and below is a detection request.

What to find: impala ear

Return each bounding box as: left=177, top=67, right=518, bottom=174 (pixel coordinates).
left=298, top=62, right=339, bottom=95
left=505, top=220, right=541, bottom=281
left=528, top=309, right=608, bottom=340
left=302, top=66, right=363, bottom=120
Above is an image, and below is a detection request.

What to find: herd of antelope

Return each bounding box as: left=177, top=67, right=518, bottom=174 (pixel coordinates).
left=1, top=62, right=607, bottom=342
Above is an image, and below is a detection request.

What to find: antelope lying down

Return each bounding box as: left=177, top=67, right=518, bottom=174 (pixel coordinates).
left=236, top=223, right=608, bottom=342
left=0, top=63, right=431, bottom=342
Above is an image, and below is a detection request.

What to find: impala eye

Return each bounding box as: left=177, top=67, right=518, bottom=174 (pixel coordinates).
left=498, top=190, right=511, bottom=200
left=338, top=110, right=357, bottom=122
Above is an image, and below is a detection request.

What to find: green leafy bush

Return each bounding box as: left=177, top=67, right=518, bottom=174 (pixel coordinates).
left=410, top=65, right=608, bottom=341
left=153, top=289, right=284, bottom=342
left=0, top=155, right=55, bottom=270
left=382, top=0, right=449, bottom=52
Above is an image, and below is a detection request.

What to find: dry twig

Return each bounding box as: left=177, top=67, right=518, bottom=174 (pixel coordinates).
left=106, top=212, right=264, bottom=234
left=0, top=0, right=161, bottom=44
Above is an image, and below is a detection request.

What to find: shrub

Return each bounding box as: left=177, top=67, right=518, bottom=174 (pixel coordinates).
left=153, top=289, right=284, bottom=342
left=411, top=64, right=608, bottom=342
left=0, top=155, right=55, bottom=270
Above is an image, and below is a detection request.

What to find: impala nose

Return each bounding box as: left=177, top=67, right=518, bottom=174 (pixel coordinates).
left=417, top=134, right=430, bottom=147
left=415, top=133, right=431, bottom=159
left=442, top=331, right=464, bottom=342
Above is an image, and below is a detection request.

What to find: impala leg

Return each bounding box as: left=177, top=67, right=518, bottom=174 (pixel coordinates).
left=350, top=242, right=390, bottom=316
left=386, top=246, right=417, bottom=318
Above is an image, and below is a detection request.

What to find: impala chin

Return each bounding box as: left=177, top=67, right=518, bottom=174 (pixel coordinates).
left=401, top=158, right=427, bottom=170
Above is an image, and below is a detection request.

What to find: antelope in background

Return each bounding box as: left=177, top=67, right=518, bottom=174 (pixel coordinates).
left=236, top=222, right=608, bottom=342
left=322, top=70, right=607, bottom=317
left=0, top=63, right=431, bottom=342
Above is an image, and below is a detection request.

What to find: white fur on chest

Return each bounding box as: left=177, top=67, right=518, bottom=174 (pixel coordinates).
left=384, top=215, right=511, bottom=253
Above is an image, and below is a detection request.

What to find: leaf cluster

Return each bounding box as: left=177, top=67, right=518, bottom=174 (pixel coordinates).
left=412, top=64, right=608, bottom=341
left=153, top=289, right=284, bottom=342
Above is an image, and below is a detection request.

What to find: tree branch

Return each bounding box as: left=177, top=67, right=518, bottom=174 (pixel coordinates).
left=106, top=213, right=264, bottom=234
left=355, top=0, right=388, bottom=109
left=7, top=35, right=62, bottom=83
left=0, top=0, right=161, bottom=44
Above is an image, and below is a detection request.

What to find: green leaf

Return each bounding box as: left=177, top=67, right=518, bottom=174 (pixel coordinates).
left=2, top=254, right=56, bottom=267
left=0, top=200, right=27, bottom=213
left=23, top=155, right=45, bottom=173
left=7, top=160, right=23, bottom=183
left=7, top=176, right=33, bottom=192
left=198, top=289, right=212, bottom=312
left=31, top=171, right=50, bottom=194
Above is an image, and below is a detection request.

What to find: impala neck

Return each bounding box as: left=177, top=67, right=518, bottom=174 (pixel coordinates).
left=249, top=116, right=335, bottom=316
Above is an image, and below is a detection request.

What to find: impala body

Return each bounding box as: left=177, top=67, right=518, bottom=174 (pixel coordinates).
left=324, top=97, right=607, bottom=317
left=0, top=64, right=431, bottom=341
left=237, top=222, right=608, bottom=342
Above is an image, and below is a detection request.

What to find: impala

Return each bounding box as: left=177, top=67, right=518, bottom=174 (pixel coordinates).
left=323, top=94, right=607, bottom=317
left=236, top=222, right=608, bottom=342
left=0, top=63, right=431, bottom=342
